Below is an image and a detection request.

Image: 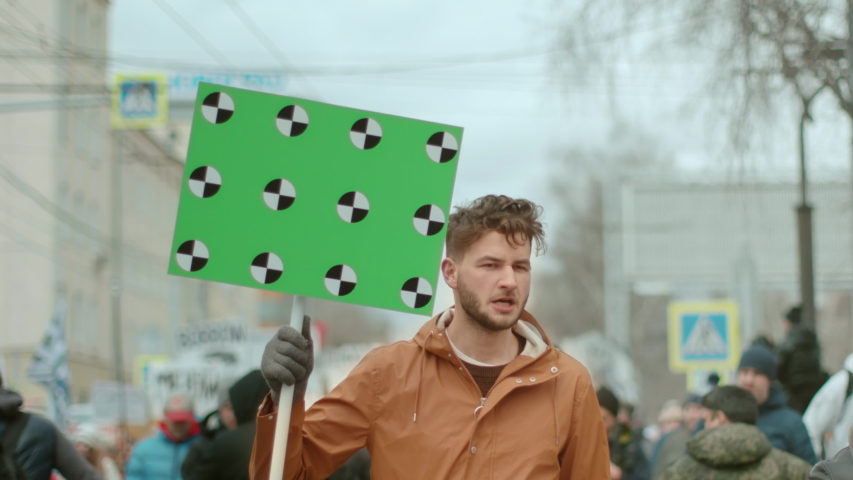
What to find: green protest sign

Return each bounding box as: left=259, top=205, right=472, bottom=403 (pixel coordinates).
left=168, top=83, right=462, bottom=314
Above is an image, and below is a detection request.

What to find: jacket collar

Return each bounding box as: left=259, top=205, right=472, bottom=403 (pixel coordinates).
left=415, top=306, right=553, bottom=357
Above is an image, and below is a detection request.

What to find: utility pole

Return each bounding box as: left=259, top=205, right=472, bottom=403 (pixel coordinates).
left=797, top=95, right=816, bottom=328
left=848, top=0, right=853, bottom=331
left=110, top=132, right=128, bottom=457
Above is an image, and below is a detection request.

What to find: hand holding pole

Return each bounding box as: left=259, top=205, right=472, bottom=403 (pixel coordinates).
left=269, top=294, right=306, bottom=480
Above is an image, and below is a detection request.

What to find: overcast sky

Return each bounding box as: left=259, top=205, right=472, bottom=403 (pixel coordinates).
left=109, top=0, right=853, bottom=340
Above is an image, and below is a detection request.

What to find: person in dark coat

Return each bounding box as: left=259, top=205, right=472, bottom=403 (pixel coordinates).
left=810, top=425, right=853, bottom=479
left=598, top=386, right=650, bottom=480
left=182, top=370, right=269, bottom=480
left=663, top=386, right=812, bottom=480
left=0, top=372, right=101, bottom=480
left=778, top=305, right=829, bottom=414
left=737, top=344, right=819, bottom=465
left=180, top=384, right=237, bottom=478
left=650, top=395, right=703, bottom=480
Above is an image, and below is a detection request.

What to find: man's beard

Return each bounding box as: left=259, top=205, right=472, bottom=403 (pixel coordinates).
left=457, top=277, right=523, bottom=332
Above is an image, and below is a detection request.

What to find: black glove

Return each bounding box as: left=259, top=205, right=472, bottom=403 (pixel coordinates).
left=261, top=315, right=313, bottom=405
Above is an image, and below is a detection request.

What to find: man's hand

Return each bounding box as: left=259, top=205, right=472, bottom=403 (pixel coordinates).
left=610, top=462, right=622, bottom=480
left=261, top=316, right=314, bottom=405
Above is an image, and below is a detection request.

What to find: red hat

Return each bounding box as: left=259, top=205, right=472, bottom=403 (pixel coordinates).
left=164, top=394, right=195, bottom=423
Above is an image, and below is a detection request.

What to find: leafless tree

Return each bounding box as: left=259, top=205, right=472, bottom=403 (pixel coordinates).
left=533, top=123, right=672, bottom=339
left=555, top=0, right=851, bottom=163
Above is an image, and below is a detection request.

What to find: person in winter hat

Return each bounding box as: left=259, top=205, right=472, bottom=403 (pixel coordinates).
left=598, top=386, right=650, bottom=480
left=72, top=424, right=122, bottom=480
left=0, top=371, right=101, bottom=480
left=737, top=344, right=818, bottom=464
left=182, top=370, right=269, bottom=480
left=126, top=393, right=200, bottom=480
left=650, top=395, right=702, bottom=480
left=803, top=352, right=853, bottom=460
left=778, top=305, right=829, bottom=415
left=663, top=385, right=812, bottom=480
left=181, top=377, right=238, bottom=478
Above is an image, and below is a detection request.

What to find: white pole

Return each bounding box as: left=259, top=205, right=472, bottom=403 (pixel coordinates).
left=269, top=294, right=306, bottom=480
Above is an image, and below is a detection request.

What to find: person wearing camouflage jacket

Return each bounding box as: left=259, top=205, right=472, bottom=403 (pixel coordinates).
left=663, top=386, right=812, bottom=480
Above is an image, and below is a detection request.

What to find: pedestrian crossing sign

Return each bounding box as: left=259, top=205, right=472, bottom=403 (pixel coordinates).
left=667, top=300, right=740, bottom=372
left=111, top=73, right=169, bottom=129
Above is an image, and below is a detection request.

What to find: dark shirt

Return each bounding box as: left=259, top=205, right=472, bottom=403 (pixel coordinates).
left=459, top=334, right=525, bottom=396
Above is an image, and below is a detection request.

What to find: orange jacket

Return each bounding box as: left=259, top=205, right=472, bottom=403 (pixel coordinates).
left=250, top=308, right=610, bottom=480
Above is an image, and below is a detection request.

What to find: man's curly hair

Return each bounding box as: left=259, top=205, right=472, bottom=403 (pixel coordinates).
left=445, top=195, right=545, bottom=260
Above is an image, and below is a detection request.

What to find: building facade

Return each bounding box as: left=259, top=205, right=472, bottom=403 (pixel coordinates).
left=0, top=0, right=264, bottom=410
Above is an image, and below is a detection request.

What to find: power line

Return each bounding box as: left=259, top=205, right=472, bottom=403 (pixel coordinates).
left=222, top=0, right=323, bottom=99
left=149, top=0, right=233, bottom=68
left=0, top=161, right=170, bottom=262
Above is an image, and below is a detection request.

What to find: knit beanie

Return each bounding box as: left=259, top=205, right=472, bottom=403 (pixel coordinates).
left=786, top=305, right=802, bottom=325
left=596, top=387, right=620, bottom=418
left=737, top=345, right=777, bottom=381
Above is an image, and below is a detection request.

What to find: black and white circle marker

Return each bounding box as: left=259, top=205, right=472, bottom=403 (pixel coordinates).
left=201, top=92, right=235, bottom=124
left=276, top=105, right=309, bottom=137
left=337, top=191, right=370, bottom=223
left=324, top=264, right=357, bottom=296
left=263, top=179, right=296, bottom=211
left=413, top=205, right=446, bottom=236
left=349, top=118, right=382, bottom=150
left=250, top=252, right=283, bottom=285
left=188, top=166, right=222, bottom=199
left=401, top=277, right=433, bottom=309
left=426, top=132, right=459, bottom=163
left=176, top=240, right=209, bottom=272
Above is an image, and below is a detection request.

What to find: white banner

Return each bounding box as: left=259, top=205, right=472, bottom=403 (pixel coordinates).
left=145, top=362, right=249, bottom=418
left=176, top=321, right=248, bottom=354
left=91, top=381, right=149, bottom=425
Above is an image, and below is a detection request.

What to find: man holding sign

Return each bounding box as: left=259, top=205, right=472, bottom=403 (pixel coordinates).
left=252, top=195, right=610, bottom=479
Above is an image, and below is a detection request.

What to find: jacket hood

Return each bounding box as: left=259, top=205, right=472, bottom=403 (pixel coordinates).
left=229, top=369, right=270, bottom=425
left=0, top=388, right=23, bottom=418
left=785, top=325, right=819, bottom=349
left=409, top=307, right=559, bottom=438
left=687, top=423, right=772, bottom=468
left=843, top=353, right=853, bottom=372
left=415, top=307, right=553, bottom=354
left=759, top=383, right=787, bottom=413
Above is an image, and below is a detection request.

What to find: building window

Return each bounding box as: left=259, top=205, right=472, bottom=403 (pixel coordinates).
left=58, top=108, right=69, bottom=144
left=75, top=4, right=87, bottom=52
left=88, top=202, right=100, bottom=254
left=87, top=296, right=98, bottom=352
left=74, top=109, right=86, bottom=156
left=89, top=16, right=101, bottom=53
left=72, top=292, right=84, bottom=349
left=73, top=192, right=85, bottom=247
left=89, top=110, right=101, bottom=167
left=58, top=183, right=70, bottom=243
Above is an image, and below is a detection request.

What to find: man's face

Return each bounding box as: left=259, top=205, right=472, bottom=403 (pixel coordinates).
left=600, top=407, right=616, bottom=432
left=75, top=442, right=93, bottom=459
left=737, top=367, right=771, bottom=404
left=442, top=231, right=531, bottom=331
left=684, top=403, right=703, bottom=431
left=219, top=403, right=237, bottom=430
left=702, top=408, right=729, bottom=430
left=165, top=419, right=192, bottom=441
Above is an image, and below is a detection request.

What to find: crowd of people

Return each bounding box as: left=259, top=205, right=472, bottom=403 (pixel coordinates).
left=596, top=304, right=853, bottom=480
left=0, top=366, right=367, bottom=480
left=3, top=195, right=853, bottom=480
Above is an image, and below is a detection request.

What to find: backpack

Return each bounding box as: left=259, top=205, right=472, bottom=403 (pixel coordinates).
left=0, top=413, right=29, bottom=480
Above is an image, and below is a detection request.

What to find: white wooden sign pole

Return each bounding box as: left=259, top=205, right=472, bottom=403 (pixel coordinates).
left=269, top=294, right=306, bottom=480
